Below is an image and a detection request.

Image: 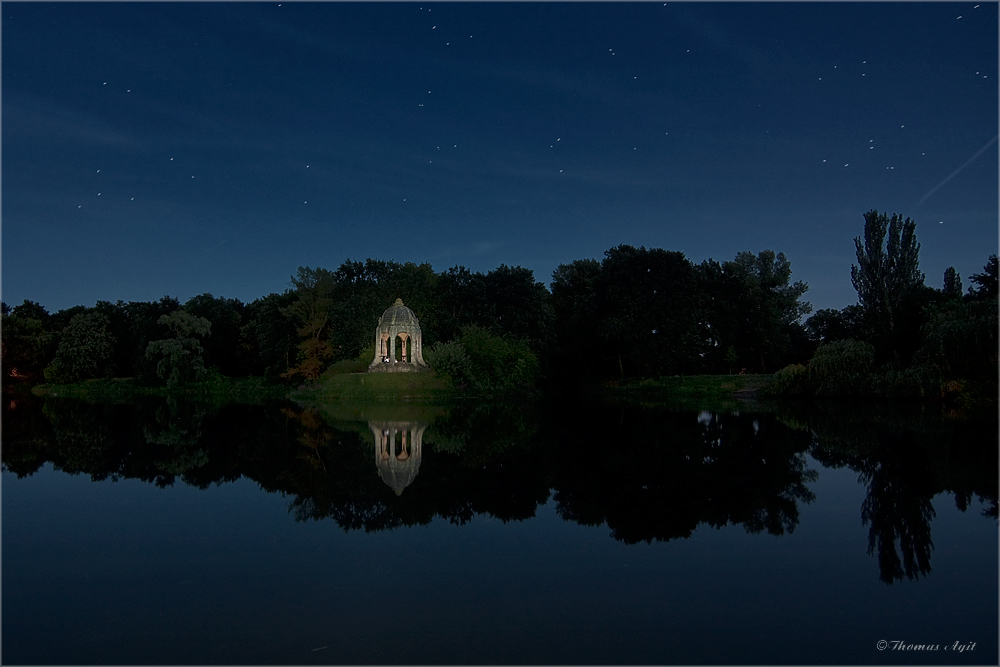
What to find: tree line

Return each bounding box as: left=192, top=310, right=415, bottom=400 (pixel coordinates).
left=2, top=246, right=817, bottom=389
left=4, top=213, right=994, bottom=393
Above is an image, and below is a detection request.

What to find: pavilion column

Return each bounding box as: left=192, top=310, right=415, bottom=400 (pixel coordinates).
left=390, top=333, right=396, bottom=364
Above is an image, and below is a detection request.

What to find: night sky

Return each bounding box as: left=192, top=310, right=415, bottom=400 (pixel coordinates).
left=3, top=2, right=997, bottom=314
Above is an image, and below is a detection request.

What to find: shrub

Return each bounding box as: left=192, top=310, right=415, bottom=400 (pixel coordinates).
left=761, top=363, right=810, bottom=397
left=425, top=339, right=473, bottom=388
left=866, top=364, right=940, bottom=400
left=808, top=339, right=874, bottom=397
left=426, top=325, right=539, bottom=394
left=917, top=297, right=998, bottom=381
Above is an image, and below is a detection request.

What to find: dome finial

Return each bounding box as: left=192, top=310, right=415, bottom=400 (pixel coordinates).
left=394, top=298, right=403, bottom=306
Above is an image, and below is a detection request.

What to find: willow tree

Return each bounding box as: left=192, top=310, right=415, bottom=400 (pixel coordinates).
left=145, top=309, right=212, bottom=388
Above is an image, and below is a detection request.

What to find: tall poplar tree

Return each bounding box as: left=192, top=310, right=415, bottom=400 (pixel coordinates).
left=850, top=210, right=924, bottom=364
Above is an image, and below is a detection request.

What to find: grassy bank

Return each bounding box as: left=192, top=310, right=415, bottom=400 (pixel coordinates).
left=31, top=375, right=290, bottom=404
left=601, top=374, right=772, bottom=410
left=293, top=370, right=456, bottom=403
left=27, top=372, right=772, bottom=408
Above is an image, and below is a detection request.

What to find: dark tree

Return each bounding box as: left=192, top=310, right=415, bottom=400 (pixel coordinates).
left=435, top=265, right=490, bottom=342
left=328, top=259, right=392, bottom=360
left=850, top=210, right=925, bottom=365
left=594, top=245, right=702, bottom=377
left=145, top=310, right=212, bottom=388
left=92, top=301, right=137, bottom=380
left=806, top=308, right=858, bottom=344
left=917, top=297, right=999, bottom=381
left=184, top=293, right=251, bottom=376
left=45, top=312, right=118, bottom=383
left=942, top=267, right=963, bottom=300
left=244, top=292, right=299, bottom=378
left=283, top=266, right=337, bottom=380
left=11, top=300, right=52, bottom=324
left=49, top=305, right=90, bottom=334
left=721, top=250, right=812, bottom=372
left=126, top=297, right=182, bottom=381
left=967, top=254, right=998, bottom=300
left=1, top=307, right=50, bottom=382
left=384, top=261, right=440, bottom=344
left=483, top=264, right=554, bottom=354
left=550, top=258, right=603, bottom=380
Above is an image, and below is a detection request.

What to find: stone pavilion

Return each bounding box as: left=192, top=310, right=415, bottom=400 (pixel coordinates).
left=368, top=298, right=428, bottom=372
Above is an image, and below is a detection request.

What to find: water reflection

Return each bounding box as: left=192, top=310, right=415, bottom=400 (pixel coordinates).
left=785, top=399, right=997, bottom=583
left=371, top=420, right=426, bottom=495
left=2, top=393, right=995, bottom=584
left=550, top=407, right=818, bottom=543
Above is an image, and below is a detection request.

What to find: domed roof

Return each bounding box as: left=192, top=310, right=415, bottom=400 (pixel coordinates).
left=378, top=298, right=420, bottom=329
left=378, top=463, right=419, bottom=495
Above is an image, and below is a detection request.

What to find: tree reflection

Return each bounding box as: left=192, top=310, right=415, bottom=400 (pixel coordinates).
left=144, top=397, right=209, bottom=479
left=798, top=400, right=997, bottom=583
left=2, top=392, right=994, bottom=587
left=549, top=404, right=817, bottom=543
left=860, top=448, right=935, bottom=584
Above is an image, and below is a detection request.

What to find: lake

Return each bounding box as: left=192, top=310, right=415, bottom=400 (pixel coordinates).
left=2, top=393, right=996, bottom=665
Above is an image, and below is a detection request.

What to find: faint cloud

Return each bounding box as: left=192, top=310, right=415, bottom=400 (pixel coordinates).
left=3, top=90, right=137, bottom=149
left=428, top=240, right=505, bottom=263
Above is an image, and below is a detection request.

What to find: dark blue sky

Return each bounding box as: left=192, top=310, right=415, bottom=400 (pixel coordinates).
left=3, top=2, right=997, bottom=313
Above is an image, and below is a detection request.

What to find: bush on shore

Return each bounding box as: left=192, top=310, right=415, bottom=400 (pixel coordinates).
left=425, top=325, right=539, bottom=395
left=808, top=339, right=873, bottom=397
left=762, top=339, right=945, bottom=400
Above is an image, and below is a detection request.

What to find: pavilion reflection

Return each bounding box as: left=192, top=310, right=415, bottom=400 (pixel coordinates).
left=370, top=420, right=427, bottom=496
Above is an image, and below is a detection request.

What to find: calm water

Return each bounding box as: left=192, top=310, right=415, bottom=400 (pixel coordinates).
left=2, top=394, right=996, bottom=665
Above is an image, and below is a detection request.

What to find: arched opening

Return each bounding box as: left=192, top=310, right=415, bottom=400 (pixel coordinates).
left=396, top=333, right=410, bottom=363
left=395, top=429, right=410, bottom=460
left=378, top=333, right=391, bottom=364
left=379, top=430, right=391, bottom=460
